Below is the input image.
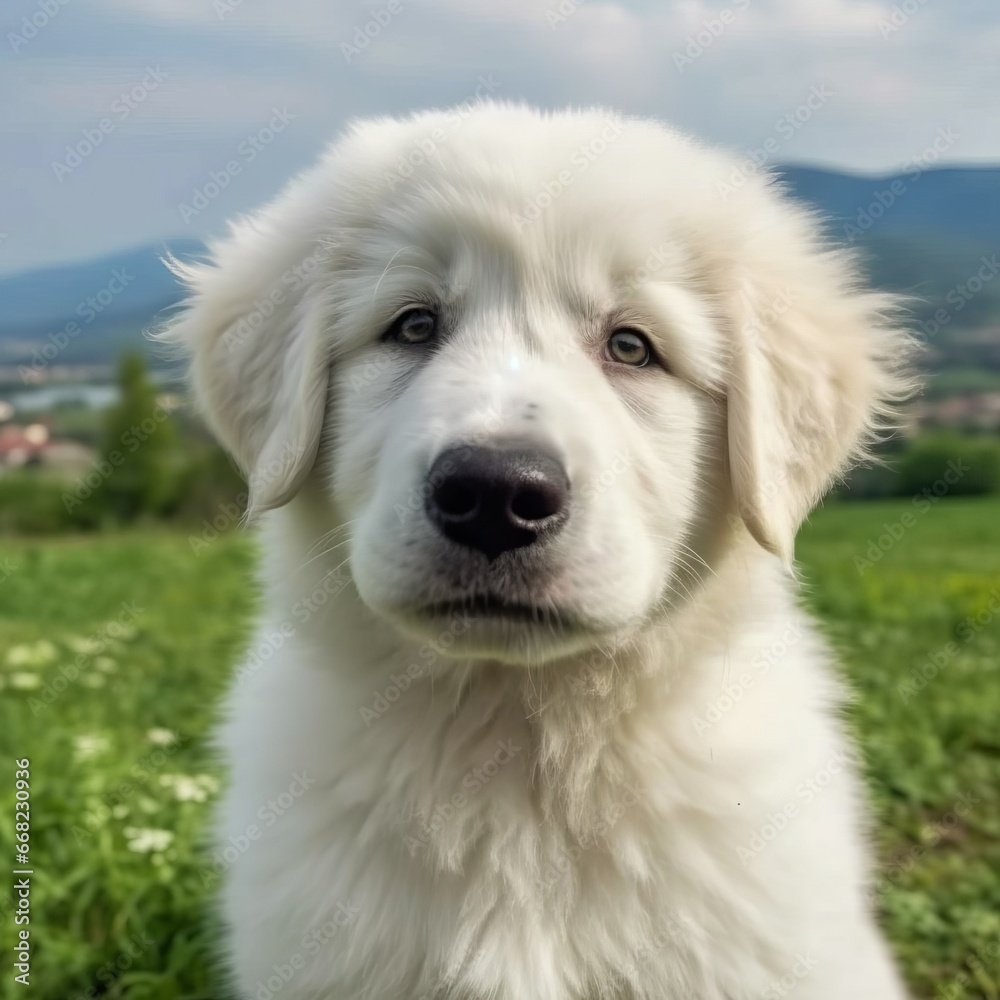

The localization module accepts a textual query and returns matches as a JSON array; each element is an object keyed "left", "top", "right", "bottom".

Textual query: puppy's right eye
[{"left": 385, "top": 308, "right": 437, "bottom": 345}]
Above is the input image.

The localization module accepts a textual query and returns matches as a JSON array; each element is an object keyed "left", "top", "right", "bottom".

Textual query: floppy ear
[
  {"left": 723, "top": 205, "right": 913, "bottom": 564},
  {"left": 158, "top": 211, "right": 332, "bottom": 520}
]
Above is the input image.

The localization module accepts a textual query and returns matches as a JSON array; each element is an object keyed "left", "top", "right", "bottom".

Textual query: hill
[{"left": 0, "top": 166, "right": 997, "bottom": 374}]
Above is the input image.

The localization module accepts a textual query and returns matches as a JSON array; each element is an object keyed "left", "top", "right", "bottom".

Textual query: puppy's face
[
  {"left": 172, "top": 106, "right": 907, "bottom": 667},
  {"left": 329, "top": 199, "right": 726, "bottom": 664}
]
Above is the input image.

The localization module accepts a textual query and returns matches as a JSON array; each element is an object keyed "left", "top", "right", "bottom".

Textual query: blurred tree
[{"left": 94, "top": 352, "right": 179, "bottom": 522}]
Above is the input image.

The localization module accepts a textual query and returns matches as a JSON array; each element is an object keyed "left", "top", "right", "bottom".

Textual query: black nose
[{"left": 425, "top": 444, "right": 570, "bottom": 560}]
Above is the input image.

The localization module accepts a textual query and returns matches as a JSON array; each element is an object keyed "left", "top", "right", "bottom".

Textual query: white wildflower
[
  {"left": 9, "top": 673, "right": 41, "bottom": 690},
  {"left": 67, "top": 636, "right": 105, "bottom": 656},
  {"left": 73, "top": 734, "right": 110, "bottom": 760},
  {"left": 195, "top": 774, "right": 220, "bottom": 795},
  {"left": 124, "top": 827, "right": 174, "bottom": 853},
  {"left": 146, "top": 728, "right": 178, "bottom": 746},
  {"left": 159, "top": 773, "right": 219, "bottom": 803},
  {"left": 6, "top": 640, "right": 57, "bottom": 668},
  {"left": 5, "top": 645, "right": 32, "bottom": 667}
]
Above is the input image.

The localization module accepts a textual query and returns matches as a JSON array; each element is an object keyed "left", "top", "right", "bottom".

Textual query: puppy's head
[{"left": 164, "top": 104, "right": 910, "bottom": 665}]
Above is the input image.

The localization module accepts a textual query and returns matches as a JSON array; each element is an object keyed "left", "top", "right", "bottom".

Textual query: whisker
[{"left": 370, "top": 246, "right": 418, "bottom": 307}]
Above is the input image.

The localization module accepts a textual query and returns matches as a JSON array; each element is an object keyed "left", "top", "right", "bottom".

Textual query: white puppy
[{"left": 166, "top": 104, "right": 913, "bottom": 999}]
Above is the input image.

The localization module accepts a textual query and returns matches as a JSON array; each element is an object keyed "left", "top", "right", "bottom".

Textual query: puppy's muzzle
[{"left": 425, "top": 443, "right": 570, "bottom": 561}]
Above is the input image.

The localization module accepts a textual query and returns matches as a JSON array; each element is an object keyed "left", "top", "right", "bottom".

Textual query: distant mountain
[
  {"left": 776, "top": 165, "right": 1000, "bottom": 245},
  {"left": 0, "top": 165, "right": 997, "bottom": 373},
  {"left": 0, "top": 239, "right": 205, "bottom": 370},
  {"left": 776, "top": 166, "right": 1000, "bottom": 359}
]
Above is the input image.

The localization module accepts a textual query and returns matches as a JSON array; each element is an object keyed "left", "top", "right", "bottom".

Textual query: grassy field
[{"left": 1, "top": 498, "right": 999, "bottom": 999}]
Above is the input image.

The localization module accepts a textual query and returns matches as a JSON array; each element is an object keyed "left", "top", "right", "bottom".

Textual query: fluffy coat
[{"left": 164, "top": 103, "right": 912, "bottom": 999}]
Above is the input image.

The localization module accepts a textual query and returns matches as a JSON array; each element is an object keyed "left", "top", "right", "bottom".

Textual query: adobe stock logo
[{"left": 177, "top": 108, "right": 296, "bottom": 224}]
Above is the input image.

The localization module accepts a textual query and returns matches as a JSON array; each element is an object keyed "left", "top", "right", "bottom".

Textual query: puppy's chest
[
  {"left": 373, "top": 695, "right": 779, "bottom": 999},
  {"left": 391, "top": 684, "right": 647, "bottom": 878},
  {"left": 241, "top": 660, "right": 798, "bottom": 998},
  {"left": 399, "top": 716, "right": 646, "bottom": 891}
]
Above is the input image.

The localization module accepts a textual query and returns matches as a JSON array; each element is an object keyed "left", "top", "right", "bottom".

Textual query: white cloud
[{"left": 0, "top": 0, "right": 996, "bottom": 271}]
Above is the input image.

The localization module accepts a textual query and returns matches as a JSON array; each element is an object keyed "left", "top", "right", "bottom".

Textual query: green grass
[
  {"left": 798, "top": 498, "right": 1000, "bottom": 996},
  {"left": 1, "top": 499, "right": 999, "bottom": 998},
  {"left": 0, "top": 533, "right": 256, "bottom": 1000}
]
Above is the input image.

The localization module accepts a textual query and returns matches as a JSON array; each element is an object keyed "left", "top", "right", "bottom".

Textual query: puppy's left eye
[
  {"left": 606, "top": 329, "right": 651, "bottom": 367},
  {"left": 386, "top": 308, "right": 438, "bottom": 345}
]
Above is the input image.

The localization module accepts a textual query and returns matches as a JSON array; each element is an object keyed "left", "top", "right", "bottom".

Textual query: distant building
[
  {"left": 0, "top": 421, "right": 94, "bottom": 473},
  {"left": 0, "top": 422, "right": 49, "bottom": 467},
  {"left": 915, "top": 392, "right": 1000, "bottom": 430}
]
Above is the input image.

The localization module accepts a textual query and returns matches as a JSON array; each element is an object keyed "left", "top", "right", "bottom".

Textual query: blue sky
[{"left": 1, "top": 0, "right": 997, "bottom": 274}]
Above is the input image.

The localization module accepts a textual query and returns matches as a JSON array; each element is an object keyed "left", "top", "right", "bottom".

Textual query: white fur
[{"left": 164, "top": 104, "right": 913, "bottom": 999}]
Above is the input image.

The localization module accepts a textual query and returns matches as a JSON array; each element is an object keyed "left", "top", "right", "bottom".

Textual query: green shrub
[
  {"left": 0, "top": 473, "right": 100, "bottom": 534},
  {"left": 896, "top": 435, "right": 1000, "bottom": 498},
  {"left": 840, "top": 434, "right": 1000, "bottom": 500}
]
